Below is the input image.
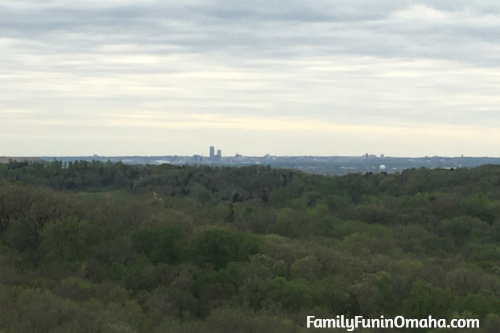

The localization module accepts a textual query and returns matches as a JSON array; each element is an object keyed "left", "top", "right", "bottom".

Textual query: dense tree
[
  {"left": 132, "top": 227, "right": 187, "bottom": 265},
  {"left": 0, "top": 161, "right": 499, "bottom": 332},
  {"left": 192, "top": 228, "right": 262, "bottom": 270}
]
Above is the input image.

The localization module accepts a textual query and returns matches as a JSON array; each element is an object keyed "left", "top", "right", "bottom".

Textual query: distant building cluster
[
  {"left": 40, "top": 152, "right": 500, "bottom": 176},
  {"left": 364, "top": 153, "right": 385, "bottom": 159},
  {"left": 209, "top": 146, "right": 222, "bottom": 161}
]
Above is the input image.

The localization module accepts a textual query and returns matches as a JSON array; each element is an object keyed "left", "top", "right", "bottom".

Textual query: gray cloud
[{"left": 1, "top": 0, "right": 500, "bottom": 156}]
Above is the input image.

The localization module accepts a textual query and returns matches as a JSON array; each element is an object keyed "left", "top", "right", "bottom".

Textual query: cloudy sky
[{"left": 1, "top": 0, "right": 499, "bottom": 157}]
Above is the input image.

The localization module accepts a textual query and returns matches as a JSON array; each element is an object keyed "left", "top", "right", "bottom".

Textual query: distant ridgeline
[
  {"left": 33, "top": 154, "right": 500, "bottom": 175},
  {"left": 0, "top": 160, "right": 499, "bottom": 332},
  {"left": 0, "top": 156, "right": 42, "bottom": 164}
]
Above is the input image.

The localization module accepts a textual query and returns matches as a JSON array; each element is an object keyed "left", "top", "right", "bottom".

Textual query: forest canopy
[{"left": 0, "top": 160, "right": 499, "bottom": 332}]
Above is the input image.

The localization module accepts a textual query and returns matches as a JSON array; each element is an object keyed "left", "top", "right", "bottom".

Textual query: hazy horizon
[
  {"left": 2, "top": 0, "right": 500, "bottom": 157},
  {"left": 3, "top": 152, "right": 499, "bottom": 159}
]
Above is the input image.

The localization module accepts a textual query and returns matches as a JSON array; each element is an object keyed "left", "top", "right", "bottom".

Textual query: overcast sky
[{"left": 1, "top": 0, "right": 499, "bottom": 157}]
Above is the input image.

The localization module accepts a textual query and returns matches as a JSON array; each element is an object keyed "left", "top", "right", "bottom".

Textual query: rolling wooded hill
[{"left": 0, "top": 160, "right": 499, "bottom": 332}]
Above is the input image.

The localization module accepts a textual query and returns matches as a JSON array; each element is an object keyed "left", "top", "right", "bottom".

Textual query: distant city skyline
[
  {"left": 19, "top": 150, "right": 493, "bottom": 159},
  {"left": 31, "top": 153, "right": 500, "bottom": 176},
  {"left": 1, "top": 1, "right": 500, "bottom": 157}
]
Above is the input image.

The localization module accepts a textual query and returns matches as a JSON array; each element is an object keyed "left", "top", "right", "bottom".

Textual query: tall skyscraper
[
  {"left": 210, "top": 146, "right": 215, "bottom": 159},
  {"left": 216, "top": 149, "right": 222, "bottom": 160}
]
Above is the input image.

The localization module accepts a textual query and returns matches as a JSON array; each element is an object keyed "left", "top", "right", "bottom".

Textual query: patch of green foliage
[{"left": 0, "top": 161, "right": 499, "bottom": 332}]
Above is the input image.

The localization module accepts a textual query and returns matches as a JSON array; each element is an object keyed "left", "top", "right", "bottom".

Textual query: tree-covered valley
[{"left": 0, "top": 160, "right": 500, "bottom": 332}]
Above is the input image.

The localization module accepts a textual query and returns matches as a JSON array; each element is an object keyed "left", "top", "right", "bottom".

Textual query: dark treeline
[{"left": 0, "top": 160, "right": 500, "bottom": 332}]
